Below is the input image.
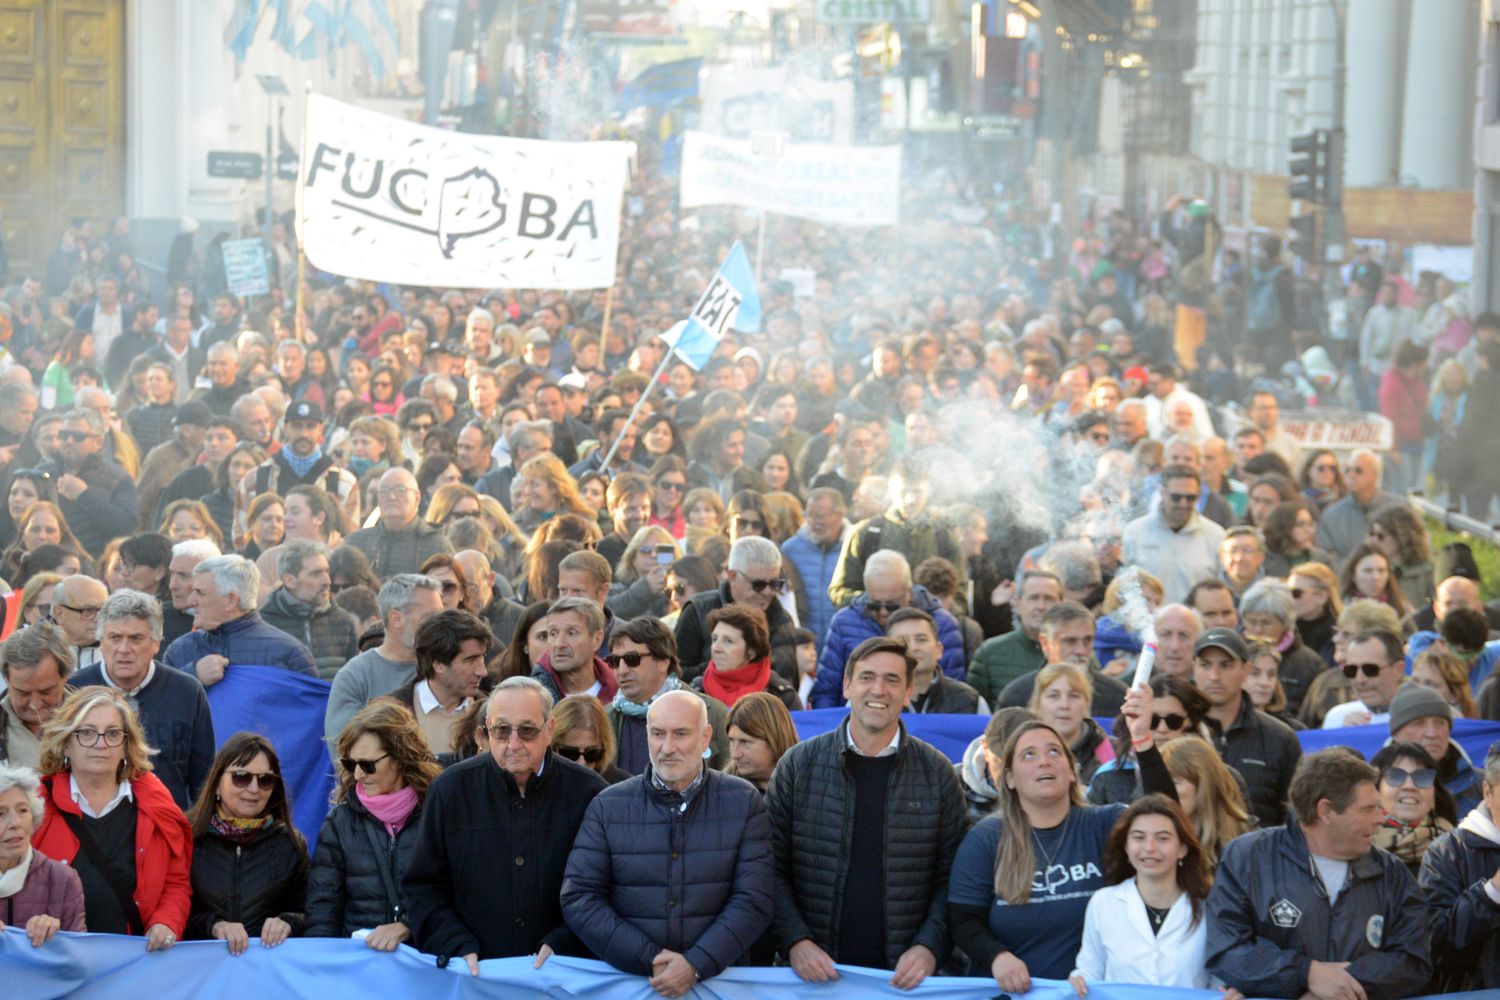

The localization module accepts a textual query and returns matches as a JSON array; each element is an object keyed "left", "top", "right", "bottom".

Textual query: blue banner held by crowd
[{"left": 205, "top": 665, "right": 334, "bottom": 848}]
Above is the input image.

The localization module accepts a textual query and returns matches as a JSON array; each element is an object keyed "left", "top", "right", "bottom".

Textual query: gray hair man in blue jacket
[{"left": 562, "top": 690, "right": 771, "bottom": 997}]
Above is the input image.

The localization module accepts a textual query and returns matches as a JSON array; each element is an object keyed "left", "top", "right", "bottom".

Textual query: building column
[
  {"left": 1343, "top": 0, "right": 1401, "bottom": 187},
  {"left": 1399, "top": 0, "right": 1472, "bottom": 188}
]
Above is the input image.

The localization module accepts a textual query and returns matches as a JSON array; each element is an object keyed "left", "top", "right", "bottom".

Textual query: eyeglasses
[
  {"left": 604, "top": 651, "right": 648, "bottom": 669},
  {"left": 1151, "top": 713, "right": 1188, "bottom": 730},
  {"left": 372, "top": 379, "right": 393, "bottom": 389},
  {"left": 867, "top": 600, "right": 903, "bottom": 615},
  {"left": 1382, "top": 766, "right": 1436, "bottom": 789},
  {"left": 656, "top": 480, "right": 686, "bottom": 493},
  {"left": 73, "top": 727, "right": 126, "bottom": 748},
  {"left": 29, "top": 602, "right": 50, "bottom": 617},
  {"left": 1343, "top": 662, "right": 1386, "bottom": 679},
  {"left": 1313, "top": 463, "right": 1338, "bottom": 473},
  {"left": 58, "top": 430, "right": 98, "bottom": 442},
  {"left": 1166, "top": 492, "right": 1198, "bottom": 504},
  {"left": 1087, "top": 431, "right": 1111, "bottom": 444},
  {"left": 742, "top": 576, "right": 787, "bottom": 594},
  {"left": 406, "top": 421, "right": 434, "bottom": 432},
  {"left": 554, "top": 744, "right": 606, "bottom": 764},
  {"left": 735, "top": 516, "right": 765, "bottom": 532},
  {"left": 482, "top": 723, "right": 545, "bottom": 743},
  {"left": 60, "top": 604, "right": 103, "bottom": 617},
  {"left": 229, "top": 770, "right": 280, "bottom": 791},
  {"left": 640, "top": 544, "right": 673, "bottom": 556},
  {"left": 339, "top": 753, "right": 390, "bottom": 775}
]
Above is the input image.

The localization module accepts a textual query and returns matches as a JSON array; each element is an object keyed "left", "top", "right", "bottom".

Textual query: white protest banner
[
  {"left": 222, "top": 239, "right": 271, "bottom": 297},
  {"left": 679, "top": 130, "right": 900, "bottom": 227},
  {"left": 1275, "top": 409, "right": 1393, "bottom": 452},
  {"left": 699, "top": 65, "right": 853, "bottom": 145},
  {"left": 297, "top": 94, "right": 632, "bottom": 289}
]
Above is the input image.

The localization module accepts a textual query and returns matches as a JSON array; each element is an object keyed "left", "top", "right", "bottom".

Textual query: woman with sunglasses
[
  {"left": 184, "top": 733, "right": 307, "bottom": 954},
  {"left": 306, "top": 701, "right": 440, "bottom": 950},
  {"left": 365, "top": 364, "right": 404, "bottom": 417},
  {"left": 647, "top": 455, "right": 689, "bottom": 540},
  {"left": 1089, "top": 675, "right": 1212, "bottom": 806},
  {"left": 608, "top": 525, "right": 679, "bottom": 620},
  {"left": 550, "top": 695, "right": 629, "bottom": 785},
  {"left": 694, "top": 603, "right": 802, "bottom": 711},
  {"left": 419, "top": 553, "right": 472, "bottom": 612},
  {"left": 662, "top": 555, "right": 719, "bottom": 629},
  {"left": 1289, "top": 561, "right": 1343, "bottom": 666},
  {"left": 31, "top": 687, "right": 192, "bottom": 950},
  {"left": 1371, "top": 741, "right": 1457, "bottom": 877},
  {"left": 1300, "top": 449, "right": 1347, "bottom": 509}
]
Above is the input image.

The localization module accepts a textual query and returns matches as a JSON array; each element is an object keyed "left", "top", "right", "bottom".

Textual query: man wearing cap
[
  {"left": 523, "top": 328, "right": 561, "bottom": 377},
  {"left": 136, "top": 400, "right": 211, "bottom": 529},
  {"left": 1388, "top": 683, "right": 1480, "bottom": 816},
  {"left": 235, "top": 400, "right": 358, "bottom": 546},
  {"left": 1193, "top": 626, "right": 1301, "bottom": 826},
  {"left": 124, "top": 362, "right": 181, "bottom": 454}
]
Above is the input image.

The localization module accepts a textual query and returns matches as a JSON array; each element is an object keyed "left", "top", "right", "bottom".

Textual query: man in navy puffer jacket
[
  {"left": 562, "top": 691, "right": 772, "bottom": 994},
  {"left": 810, "top": 551, "right": 966, "bottom": 708}
]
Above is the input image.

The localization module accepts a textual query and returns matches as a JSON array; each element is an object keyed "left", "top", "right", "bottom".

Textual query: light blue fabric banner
[
  {"left": 205, "top": 665, "right": 335, "bottom": 847},
  {"left": 1, "top": 931, "right": 1485, "bottom": 999}
]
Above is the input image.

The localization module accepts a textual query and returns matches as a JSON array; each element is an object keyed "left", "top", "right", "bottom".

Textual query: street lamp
[{"left": 256, "top": 74, "right": 290, "bottom": 229}]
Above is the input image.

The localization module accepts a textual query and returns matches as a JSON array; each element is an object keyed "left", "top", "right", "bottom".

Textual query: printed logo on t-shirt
[
  {"left": 1366, "top": 914, "right": 1383, "bottom": 948},
  {"left": 1270, "top": 898, "right": 1302, "bottom": 928},
  {"left": 1031, "top": 862, "right": 1103, "bottom": 898}
]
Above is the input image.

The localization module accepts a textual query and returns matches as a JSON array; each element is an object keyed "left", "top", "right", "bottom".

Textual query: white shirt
[
  {"left": 1122, "top": 508, "right": 1226, "bottom": 605},
  {"left": 845, "top": 722, "right": 900, "bottom": 758},
  {"left": 415, "top": 679, "right": 470, "bottom": 716},
  {"left": 69, "top": 772, "right": 133, "bottom": 819},
  {"left": 1144, "top": 386, "right": 1215, "bottom": 442},
  {"left": 1070, "top": 879, "right": 1213, "bottom": 989},
  {"left": 1321, "top": 699, "right": 1391, "bottom": 729},
  {"left": 100, "top": 661, "right": 156, "bottom": 697},
  {"left": 91, "top": 304, "right": 124, "bottom": 362}
]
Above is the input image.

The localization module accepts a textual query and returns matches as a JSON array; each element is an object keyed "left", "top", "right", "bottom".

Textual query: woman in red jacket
[
  {"left": 1377, "top": 339, "right": 1430, "bottom": 496},
  {"left": 31, "top": 686, "right": 192, "bottom": 949}
]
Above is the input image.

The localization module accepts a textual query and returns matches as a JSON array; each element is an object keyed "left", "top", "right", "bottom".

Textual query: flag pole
[{"left": 596, "top": 344, "right": 674, "bottom": 475}]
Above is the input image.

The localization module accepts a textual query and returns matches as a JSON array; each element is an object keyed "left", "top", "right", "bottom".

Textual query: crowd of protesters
[{"left": 0, "top": 168, "right": 1498, "bottom": 998}]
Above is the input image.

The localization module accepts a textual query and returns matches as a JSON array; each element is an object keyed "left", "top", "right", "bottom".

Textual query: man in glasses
[
  {"left": 1123, "top": 463, "right": 1226, "bottom": 604},
  {"left": 404, "top": 676, "right": 607, "bottom": 974},
  {"left": 604, "top": 617, "right": 728, "bottom": 776},
  {"left": 1207, "top": 749, "right": 1432, "bottom": 999},
  {"left": 49, "top": 575, "right": 109, "bottom": 671},
  {"left": 562, "top": 689, "right": 772, "bottom": 992},
  {"left": 0, "top": 621, "right": 74, "bottom": 769},
  {"left": 1420, "top": 739, "right": 1500, "bottom": 990},
  {"left": 384, "top": 610, "right": 492, "bottom": 755},
  {"left": 260, "top": 539, "right": 360, "bottom": 679},
  {"left": 235, "top": 400, "right": 360, "bottom": 546},
  {"left": 811, "top": 550, "right": 967, "bottom": 709},
  {"left": 44, "top": 408, "right": 137, "bottom": 557},
  {"left": 1192, "top": 626, "right": 1302, "bottom": 827},
  {"left": 1315, "top": 449, "right": 1403, "bottom": 561},
  {"left": 674, "top": 537, "right": 800, "bottom": 679},
  {"left": 1323, "top": 629, "right": 1407, "bottom": 729},
  {"left": 71, "top": 590, "right": 213, "bottom": 810},
  {"left": 346, "top": 467, "right": 454, "bottom": 577}
]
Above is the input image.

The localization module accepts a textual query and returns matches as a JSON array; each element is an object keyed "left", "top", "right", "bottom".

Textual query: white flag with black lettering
[{"left": 296, "top": 95, "right": 633, "bottom": 289}]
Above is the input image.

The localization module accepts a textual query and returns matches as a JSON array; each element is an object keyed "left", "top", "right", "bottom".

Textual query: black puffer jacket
[
  {"left": 1219, "top": 695, "right": 1302, "bottom": 828},
  {"left": 185, "top": 823, "right": 309, "bottom": 940},
  {"left": 766, "top": 720, "right": 967, "bottom": 966},
  {"left": 259, "top": 586, "right": 361, "bottom": 680},
  {"left": 305, "top": 792, "right": 422, "bottom": 937},
  {"left": 1419, "top": 809, "right": 1500, "bottom": 990}
]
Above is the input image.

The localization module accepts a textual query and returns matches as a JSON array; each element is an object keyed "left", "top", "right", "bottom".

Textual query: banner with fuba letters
[
  {"left": 679, "top": 130, "right": 901, "bottom": 227},
  {"left": 297, "top": 94, "right": 633, "bottom": 289}
]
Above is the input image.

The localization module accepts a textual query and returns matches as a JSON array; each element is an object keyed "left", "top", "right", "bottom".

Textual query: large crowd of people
[{"left": 0, "top": 169, "right": 1497, "bottom": 997}]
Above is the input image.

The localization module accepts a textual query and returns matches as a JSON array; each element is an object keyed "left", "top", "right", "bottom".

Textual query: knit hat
[{"left": 1387, "top": 683, "right": 1452, "bottom": 737}]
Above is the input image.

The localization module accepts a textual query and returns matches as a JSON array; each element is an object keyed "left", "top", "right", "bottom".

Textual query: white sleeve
[{"left": 1069, "top": 890, "right": 1109, "bottom": 982}]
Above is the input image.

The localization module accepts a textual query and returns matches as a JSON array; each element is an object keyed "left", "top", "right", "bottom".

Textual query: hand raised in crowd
[
  {"left": 532, "top": 944, "right": 554, "bottom": 968},
  {"left": 259, "top": 916, "right": 292, "bottom": 948},
  {"left": 212, "top": 919, "right": 250, "bottom": 955},
  {"left": 888, "top": 944, "right": 936, "bottom": 990},
  {"left": 990, "top": 579, "right": 1015, "bottom": 606},
  {"left": 1121, "top": 683, "right": 1156, "bottom": 748},
  {"left": 363, "top": 921, "right": 410, "bottom": 951},
  {"left": 991, "top": 950, "right": 1031, "bottom": 994},
  {"left": 648, "top": 949, "right": 697, "bottom": 998},
  {"left": 145, "top": 922, "right": 177, "bottom": 952},
  {"left": 1, "top": 914, "right": 62, "bottom": 947},
  {"left": 1305, "top": 960, "right": 1367, "bottom": 1000},
  {"left": 643, "top": 563, "right": 669, "bottom": 594},
  {"left": 195, "top": 654, "right": 229, "bottom": 687},
  {"left": 1101, "top": 656, "right": 1129, "bottom": 678},
  {"left": 788, "top": 938, "right": 838, "bottom": 981}
]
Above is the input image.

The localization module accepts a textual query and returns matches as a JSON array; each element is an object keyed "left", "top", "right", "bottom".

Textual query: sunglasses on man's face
[
  {"left": 1343, "top": 662, "right": 1385, "bottom": 679},
  {"left": 867, "top": 600, "right": 903, "bottom": 615},
  {"left": 742, "top": 576, "right": 787, "bottom": 594},
  {"left": 605, "top": 651, "right": 649, "bottom": 669}
]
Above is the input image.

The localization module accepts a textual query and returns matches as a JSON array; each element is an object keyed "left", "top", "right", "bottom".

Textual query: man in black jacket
[
  {"left": 561, "top": 691, "right": 771, "bottom": 993},
  {"left": 402, "top": 676, "right": 606, "bottom": 973},
  {"left": 1206, "top": 749, "right": 1432, "bottom": 999},
  {"left": 345, "top": 467, "right": 453, "bottom": 576},
  {"left": 1420, "top": 744, "right": 1500, "bottom": 990},
  {"left": 767, "top": 636, "right": 966, "bottom": 989},
  {"left": 888, "top": 609, "right": 984, "bottom": 714},
  {"left": 259, "top": 539, "right": 360, "bottom": 679},
  {"left": 1193, "top": 627, "right": 1302, "bottom": 827},
  {"left": 46, "top": 407, "right": 137, "bottom": 557}
]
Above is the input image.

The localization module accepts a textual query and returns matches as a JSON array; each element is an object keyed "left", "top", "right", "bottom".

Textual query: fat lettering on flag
[{"left": 691, "top": 275, "right": 743, "bottom": 339}]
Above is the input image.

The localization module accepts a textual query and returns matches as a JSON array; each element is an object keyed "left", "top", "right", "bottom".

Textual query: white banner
[
  {"left": 699, "top": 66, "right": 853, "bottom": 145},
  {"left": 679, "top": 130, "right": 901, "bottom": 227},
  {"left": 296, "top": 95, "right": 632, "bottom": 289}
]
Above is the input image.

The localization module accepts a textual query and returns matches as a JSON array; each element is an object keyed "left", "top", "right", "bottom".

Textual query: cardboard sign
[{"left": 222, "top": 238, "right": 272, "bottom": 298}]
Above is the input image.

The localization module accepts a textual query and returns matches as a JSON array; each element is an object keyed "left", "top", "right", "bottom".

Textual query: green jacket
[
  {"left": 967, "top": 628, "right": 1046, "bottom": 705},
  {"left": 828, "top": 508, "right": 966, "bottom": 608}
]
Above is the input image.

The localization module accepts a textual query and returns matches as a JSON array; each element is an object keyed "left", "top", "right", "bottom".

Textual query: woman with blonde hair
[
  {"left": 515, "top": 453, "right": 595, "bottom": 532},
  {"left": 1, "top": 502, "right": 88, "bottom": 583},
  {"left": 1289, "top": 560, "right": 1342, "bottom": 665},
  {"left": 1029, "top": 663, "right": 1113, "bottom": 783},
  {"left": 723, "top": 691, "right": 798, "bottom": 793},
  {"left": 31, "top": 686, "right": 192, "bottom": 948},
  {"left": 761, "top": 492, "right": 805, "bottom": 544},
  {"left": 17, "top": 572, "right": 62, "bottom": 627},
  {"left": 609, "top": 525, "right": 679, "bottom": 619},
  {"left": 347, "top": 415, "right": 402, "bottom": 484},
  {"left": 306, "top": 701, "right": 440, "bottom": 950},
  {"left": 1411, "top": 648, "right": 1478, "bottom": 718},
  {"left": 550, "top": 694, "right": 628, "bottom": 784},
  {"left": 1160, "top": 735, "right": 1253, "bottom": 866},
  {"left": 159, "top": 499, "right": 226, "bottom": 548},
  {"left": 474, "top": 494, "right": 529, "bottom": 580},
  {"left": 1093, "top": 569, "right": 1164, "bottom": 678}
]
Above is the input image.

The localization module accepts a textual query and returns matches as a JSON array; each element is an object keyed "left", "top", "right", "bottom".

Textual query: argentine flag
[{"left": 659, "top": 241, "right": 761, "bottom": 371}]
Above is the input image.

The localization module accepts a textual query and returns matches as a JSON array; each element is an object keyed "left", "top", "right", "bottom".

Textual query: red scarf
[{"left": 702, "top": 656, "right": 772, "bottom": 707}]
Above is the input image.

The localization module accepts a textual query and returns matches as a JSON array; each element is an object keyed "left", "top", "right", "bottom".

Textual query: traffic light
[
  {"left": 1290, "top": 213, "right": 1318, "bottom": 262},
  {"left": 1289, "top": 130, "right": 1325, "bottom": 202},
  {"left": 1322, "top": 127, "right": 1343, "bottom": 207}
]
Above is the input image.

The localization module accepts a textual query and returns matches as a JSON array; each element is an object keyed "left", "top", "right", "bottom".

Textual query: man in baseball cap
[{"left": 235, "top": 397, "right": 360, "bottom": 545}]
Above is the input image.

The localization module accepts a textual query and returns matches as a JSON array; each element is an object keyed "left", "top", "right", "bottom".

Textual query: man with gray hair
[
  {"left": 404, "top": 675, "right": 607, "bottom": 972},
  {"left": 0, "top": 622, "right": 74, "bottom": 768},
  {"left": 420, "top": 373, "right": 462, "bottom": 433},
  {"left": 477, "top": 419, "right": 554, "bottom": 509},
  {"left": 72, "top": 590, "right": 214, "bottom": 808},
  {"left": 810, "top": 549, "right": 968, "bottom": 708},
  {"left": 42, "top": 406, "right": 136, "bottom": 556},
  {"left": 1316, "top": 448, "right": 1403, "bottom": 560},
  {"left": 1421, "top": 742, "right": 1500, "bottom": 989},
  {"left": 673, "top": 536, "right": 799, "bottom": 679},
  {"left": 324, "top": 573, "right": 444, "bottom": 757},
  {"left": 166, "top": 537, "right": 221, "bottom": 643},
  {"left": 163, "top": 554, "right": 316, "bottom": 687},
  {"left": 260, "top": 538, "right": 360, "bottom": 678},
  {"left": 190, "top": 340, "right": 247, "bottom": 417}
]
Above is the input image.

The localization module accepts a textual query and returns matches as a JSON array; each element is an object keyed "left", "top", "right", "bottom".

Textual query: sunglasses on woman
[
  {"left": 229, "top": 770, "right": 279, "bottom": 791},
  {"left": 1151, "top": 713, "right": 1187, "bottom": 730},
  {"left": 554, "top": 744, "right": 606, "bottom": 764},
  {"left": 1382, "top": 766, "right": 1436, "bottom": 789},
  {"left": 340, "top": 753, "right": 390, "bottom": 774}
]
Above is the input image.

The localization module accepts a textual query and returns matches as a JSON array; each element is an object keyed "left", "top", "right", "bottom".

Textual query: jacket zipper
[{"left": 233, "top": 844, "right": 242, "bottom": 922}]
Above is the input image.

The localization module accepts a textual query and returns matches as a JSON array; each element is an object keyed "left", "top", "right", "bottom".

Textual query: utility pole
[{"left": 1323, "top": 0, "right": 1346, "bottom": 303}]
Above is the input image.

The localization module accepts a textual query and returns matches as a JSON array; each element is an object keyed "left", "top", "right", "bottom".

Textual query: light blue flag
[
  {"left": 658, "top": 241, "right": 761, "bottom": 371},
  {"left": 224, "top": 0, "right": 263, "bottom": 60}
]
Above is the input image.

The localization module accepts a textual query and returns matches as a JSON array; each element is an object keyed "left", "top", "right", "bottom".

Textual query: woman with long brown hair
[
  {"left": 184, "top": 733, "right": 308, "bottom": 954},
  {"left": 948, "top": 686, "right": 1173, "bottom": 994},
  {"left": 1160, "top": 736, "right": 1254, "bottom": 866},
  {"left": 723, "top": 691, "right": 798, "bottom": 794},
  {"left": 305, "top": 702, "right": 440, "bottom": 951}
]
